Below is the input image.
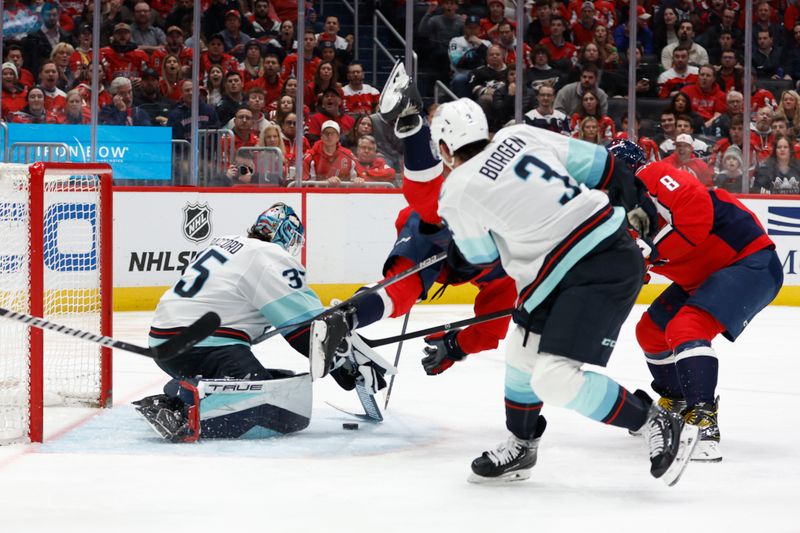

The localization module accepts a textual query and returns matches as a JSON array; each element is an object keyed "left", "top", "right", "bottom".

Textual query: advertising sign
[{"left": 7, "top": 124, "right": 172, "bottom": 181}]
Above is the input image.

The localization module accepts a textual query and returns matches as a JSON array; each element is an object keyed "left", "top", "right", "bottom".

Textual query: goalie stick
[
  {"left": 326, "top": 383, "right": 384, "bottom": 423},
  {"left": 252, "top": 251, "right": 447, "bottom": 345},
  {"left": 0, "top": 307, "right": 221, "bottom": 361},
  {"left": 361, "top": 308, "right": 514, "bottom": 348}
]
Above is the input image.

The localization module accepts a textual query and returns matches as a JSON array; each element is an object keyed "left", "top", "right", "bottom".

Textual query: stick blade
[{"left": 152, "top": 312, "right": 221, "bottom": 361}]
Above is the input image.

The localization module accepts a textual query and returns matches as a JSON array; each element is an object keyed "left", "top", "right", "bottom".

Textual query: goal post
[{"left": 0, "top": 162, "right": 113, "bottom": 444}]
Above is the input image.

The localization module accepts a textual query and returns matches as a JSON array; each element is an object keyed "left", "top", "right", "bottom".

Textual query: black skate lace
[{"left": 486, "top": 436, "right": 524, "bottom": 466}]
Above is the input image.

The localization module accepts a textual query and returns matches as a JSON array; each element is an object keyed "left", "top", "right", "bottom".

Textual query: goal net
[{"left": 0, "top": 162, "right": 113, "bottom": 444}]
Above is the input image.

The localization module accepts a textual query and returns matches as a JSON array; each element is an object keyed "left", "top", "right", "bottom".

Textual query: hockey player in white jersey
[
  {"left": 430, "top": 98, "right": 699, "bottom": 486},
  {"left": 134, "top": 203, "right": 391, "bottom": 442}
]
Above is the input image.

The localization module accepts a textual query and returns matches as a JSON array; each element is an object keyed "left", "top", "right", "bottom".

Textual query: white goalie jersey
[
  {"left": 438, "top": 124, "right": 625, "bottom": 313},
  {"left": 150, "top": 235, "right": 324, "bottom": 347}
]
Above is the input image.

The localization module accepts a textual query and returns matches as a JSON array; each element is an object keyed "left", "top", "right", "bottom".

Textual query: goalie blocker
[{"left": 134, "top": 374, "right": 312, "bottom": 442}]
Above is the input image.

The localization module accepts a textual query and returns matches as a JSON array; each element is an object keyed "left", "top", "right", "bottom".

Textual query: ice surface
[{"left": 0, "top": 305, "right": 798, "bottom": 533}]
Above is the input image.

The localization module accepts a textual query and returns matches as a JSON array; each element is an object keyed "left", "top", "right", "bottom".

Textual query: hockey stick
[
  {"left": 0, "top": 307, "right": 221, "bottom": 361},
  {"left": 361, "top": 308, "right": 514, "bottom": 348},
  {"left": 383, "top": 311, "right": 410, "bottom": 410},
  {"left": 252, "top": 251, "right": 447, "bottom": 344}
]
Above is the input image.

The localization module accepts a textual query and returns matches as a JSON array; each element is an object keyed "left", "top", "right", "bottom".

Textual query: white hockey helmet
[{"left": 430, "top": 98, "right": 489, "bottom": 164}]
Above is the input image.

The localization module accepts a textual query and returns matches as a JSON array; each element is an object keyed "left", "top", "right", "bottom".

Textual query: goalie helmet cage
[{"left": 0, "top": 162, "right": 113, "bottom": 444}]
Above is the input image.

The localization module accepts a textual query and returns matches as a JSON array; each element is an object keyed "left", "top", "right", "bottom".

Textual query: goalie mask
[{"left": 249, "top": 203, "right": 305, "bottom": 257}]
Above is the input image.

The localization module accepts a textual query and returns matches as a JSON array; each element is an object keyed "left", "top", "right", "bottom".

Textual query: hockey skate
[
  {"left": 377, "top": 60, "right": 423, "bottom": 138},
  {"left": 468, "top": 418, "right": 547, "bottom": 484},
  {"left": 684, "top": 399, "right": 722, "bottom": 462},
  {"left": 134, "top": 396, "right": 196, "bottom": 443},
  {"left": 629, "top": 390, "right": 687, "bottom": 437},
  {"left": 642, "top": 403, "right": 699, "bottom": 486}
]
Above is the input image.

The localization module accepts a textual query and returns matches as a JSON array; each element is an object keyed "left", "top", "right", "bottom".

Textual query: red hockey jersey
[{"left": 636, "top": 161, "right": 774, "bottom": 291}]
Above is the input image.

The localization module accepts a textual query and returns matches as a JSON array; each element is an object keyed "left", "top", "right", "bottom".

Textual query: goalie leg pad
[{"left": 192, "top": 374, "right": 313, "bottom": 438}]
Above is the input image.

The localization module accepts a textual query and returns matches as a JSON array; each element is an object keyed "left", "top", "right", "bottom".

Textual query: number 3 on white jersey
[{"left": 660, "top": 175, "right": 680, "bottom": 191}]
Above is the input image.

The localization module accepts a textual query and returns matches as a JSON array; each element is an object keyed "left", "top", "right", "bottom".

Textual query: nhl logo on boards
[{"left": 182, "top": 203, "right": 212, "bottom": 243}]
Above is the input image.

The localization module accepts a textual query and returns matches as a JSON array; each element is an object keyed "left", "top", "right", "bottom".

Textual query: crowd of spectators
[
  {"left": 411, "top": 0, "right": 800, "bottom": 194},
  {"left": 1, "top": 0, "right": 392, "bottom": 186},
  {"left": 4, "top": 0, "right": 800, "bottom": 193}
]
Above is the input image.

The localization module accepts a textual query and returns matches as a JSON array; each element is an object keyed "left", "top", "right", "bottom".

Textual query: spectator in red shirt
[
  {"left": 58, "top": 89, "right": 92, "bottom": 124},
  {"left": 342, "top": 62, "right": 379, "bottom": 116},
  {"left": 1, "top": 61, "right": 27, "bottom": 119},
  {"left": 9, "top": 86, "right": 57, "bottom": 124},
  {"left": 539, "top": 15, "right": 577, "bottom": 72},
  {"left": 229, "top": 106, "right": 260, "bottom": 153},
  {"left": 571, "top": 2, "right": 600, "bottom": 47},
  {"left": 158, "top": 55, "right": 183, "bottom": 103},
  {"left": 354, "top": 135, "right": 396, "bottom": 183},
  {"left": 245, "top": 52, "right": 282, "bottom": 107},
  {"left": 304, "top": 61, "right": 341, "bottom": 112},
  {"left": 151, "top": 26, "right": 194, "bottom": 72},
  {"left": 100, "top": 23, "right": 150, "bottom": 88},
  {"left": 480, "top": 0, "right": 516, "bottom": 42},
  {"left": 496, "top": 21, "right": 532, "bottom": 69},
  {"left": 200, "top": 34, "right": 240, "bottom": 78},
  {"left": 281, "top": 29, "right": 320, "bottom": 85},
  {"left": 38, "top": 62, "right": 67, "bottom": 115},
  {"left": 303, "top": 120, "right": 357, "bottom": 184},
  {"left": 5, "top": 45, "right": 35, "bottom": 89},
  {"left": 679, "top": 64, "right": 727, "bottom": 132},
  {"left": 569, "top": 89, "right": 615, "bottom": 140},
  {"left": 307, "top": 87, "right": 355, "bottom": 143},
  {"left": 663, "top": 133, "right": 714, "bottom": 187},
  {"left": 280, "top": 112, "right": 310, "bottom": 169}
]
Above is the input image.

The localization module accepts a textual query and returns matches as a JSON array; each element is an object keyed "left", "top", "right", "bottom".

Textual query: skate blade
[
  {"left": 691, "top": 440, "right": 722, "bottom": 462},
  {"left": 661, "top": 424, "right": 700, "bottom": 486},
  {"left": 467, "top": 469, "right": 532, "bottom": 484}
]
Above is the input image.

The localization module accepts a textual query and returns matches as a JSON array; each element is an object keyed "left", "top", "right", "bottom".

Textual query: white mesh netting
[{"left": 0, "top": 164, "right": 106, "bottom": 443}]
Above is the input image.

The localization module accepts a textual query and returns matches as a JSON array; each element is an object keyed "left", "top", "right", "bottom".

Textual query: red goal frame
[{"left": 26, "top": 162, "right": 114, "bottom": 442}]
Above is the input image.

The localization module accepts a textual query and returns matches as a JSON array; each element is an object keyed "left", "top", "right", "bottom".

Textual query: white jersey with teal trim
[
  {"left": 150, "top": 235, "right": 324, "bottom": 348},
  {"left": 438, "top": 124, "right": 625, "bottom": 313}
]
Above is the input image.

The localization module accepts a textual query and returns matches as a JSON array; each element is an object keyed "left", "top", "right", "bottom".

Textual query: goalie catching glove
[{"left": 421, "top": 329, "right": 467, "bottom": 375}]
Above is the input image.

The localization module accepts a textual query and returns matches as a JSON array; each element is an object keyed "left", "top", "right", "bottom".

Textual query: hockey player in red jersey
[
  {"left": 608, "top": 139, "right": 784, "bottom": 462},
  {"left": 337, "top": 62, "right": 517, "bottom": 382}
]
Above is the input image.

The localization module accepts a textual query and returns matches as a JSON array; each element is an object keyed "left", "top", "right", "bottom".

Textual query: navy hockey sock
[
  {"left": 674, "top": 341, "right": 718, "bottom": 406},
  {"left": 505, "top": 398, "right": 543, "bottom": 440},
  {"left": 645, "top": 350, "right": 685, "bottom": 399},
  {"left": 403, "top": 125, "right": 439, "bottom": 171},
  {"left": 600, "top": 386, "right": 650, "bottom": 431},
  {"left": 353, "top": 291, "right": 385, "bottom": 329}
]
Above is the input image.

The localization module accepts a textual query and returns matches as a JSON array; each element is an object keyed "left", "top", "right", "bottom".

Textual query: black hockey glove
[{"left": 421, "top": 329, "right": 467, "bottom": 375}]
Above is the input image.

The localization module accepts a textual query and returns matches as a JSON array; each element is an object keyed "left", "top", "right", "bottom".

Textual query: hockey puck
[{"left": 342, "top": 422, "right": 359, "bottom": 430}]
